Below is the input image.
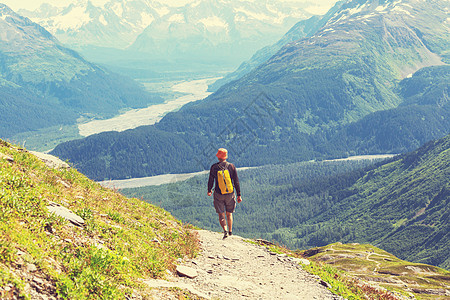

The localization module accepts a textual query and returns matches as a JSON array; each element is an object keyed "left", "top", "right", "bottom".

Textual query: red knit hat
[{"left": 216, "top": 148, "right": 228, "bottom": 160}]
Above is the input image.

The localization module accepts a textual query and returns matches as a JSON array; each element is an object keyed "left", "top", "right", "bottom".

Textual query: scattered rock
[
  {"left": 293, "top": 257, "right": 311, "bottom": 265},
  {"left": 57, "top": 180, "right": 71, "bottom": 189},
  {"left": 30, "top": 282, "right": 43, "bottom": 292},
  {"left": 26, "top": 263, "right": 38, "bottom": 272},
  {"left": 303, "top": 248, "right": 324, "bottom": 257},
  {"left": 44, "top": 223, "right": 54, "bottom": 234},
  {"left": 319, "top": 279, "right": 331, "bottom": 289},
  {"left": 256, "top": 238, "right": 275, "bottom": 246},
  {"left": 15, "top": 256, "right": 24, "bottom": 267},
  {"left": 29, "top": 151, "right": 70, "bottom": 169},
  {"left": 94, "top": 243, "right": 108, "bottom": 250},
  {"left": 412, "top": 288, "right": 447, "bottom": 295},
  {"left": 176, "top": 265, "right": 198, "bottom": 279},
  {"left": 47, "top": 202, "right": 84, "bottom": 226},
  {"left": 32, "top": 277, "right": 44, "bottom": 286},
  {"left": 0, "top": 152, "right": 14, "bottom": 162}
]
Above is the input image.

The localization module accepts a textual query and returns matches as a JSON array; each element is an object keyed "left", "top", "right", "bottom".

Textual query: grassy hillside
[
  {"left": 299, "top": 243, "right": 450, "bottom": 299},
  {"left": 0, "top": 139, "right": 198, "bottom": 299}
]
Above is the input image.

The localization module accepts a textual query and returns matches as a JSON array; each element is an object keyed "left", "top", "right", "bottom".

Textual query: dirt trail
[{"left": 145, "top": 230, "right": 341, "bottom": 299}]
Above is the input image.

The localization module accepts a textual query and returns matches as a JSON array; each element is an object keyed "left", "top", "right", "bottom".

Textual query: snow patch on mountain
[
  {"left": 47, "top": 6, "right": 93, "bottom": 31},
  {"left": 111, "top": 2, "right": 123, "bottom": 17},
  {"left": 168, "top": 13, "right": 185, "bottom": 23},
  {"left": 99, "top": 14, "right": 108, "bottom": 25},
  {"left": 375, "top": 4, "right": 389, "bottom": 12},
  {"left": 234, "top": 7, "right": 272, "bottom": 22},
  {"left": 152, "top": 6, "right": 170, "bottom": 17},
  {"left": 346, "top": 3, "right": 366, "bottom": 16},
  {"left": 140, "top": 12, "right": 155, "bottom": 28},
  {"left": 392, "top": 6, "right": 411, "bottom": 15},
  {"left": 198, "top": 16, "right": 228, "bottom": 29}
]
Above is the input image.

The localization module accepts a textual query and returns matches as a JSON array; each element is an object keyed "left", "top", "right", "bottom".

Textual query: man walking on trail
[{"left": 208, "top": 148, "right": 242, "bottom": 239}]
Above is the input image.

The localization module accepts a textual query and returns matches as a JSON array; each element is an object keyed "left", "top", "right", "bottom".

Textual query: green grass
[
  {"left": 299, "top": 243, "right": 450, "bottom": 300},
  {"left": 0, "top": 139, "right": 199, "bottom": 299}
]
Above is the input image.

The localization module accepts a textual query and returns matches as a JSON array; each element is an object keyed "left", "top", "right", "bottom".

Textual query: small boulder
[
  {"left": 0, "top": 152, "right": 14, "bottom": 163},
  {"left": 26, "top": 263, "right": 38, "bottom": 272},
  {"left": 47, "top": 202, "right": 84, "bottom": 226},
  {"left": 57, "top": 180, "right": 71, "bottom": 189},
  {"left": 176, "top": 265, "right": 198, "bottom": 279}
]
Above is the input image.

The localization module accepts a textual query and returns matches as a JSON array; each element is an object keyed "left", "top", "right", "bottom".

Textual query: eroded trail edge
[{"left": 146, "top": 230, "right": 340, "bottom": 299}]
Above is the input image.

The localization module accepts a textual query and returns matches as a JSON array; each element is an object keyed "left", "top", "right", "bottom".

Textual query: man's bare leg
[
  {"left": 218, "top": 213, "right": 227, "bottom": 232},
  {"left": 226, "top": 212, "right": 233, "bottom": 235}
]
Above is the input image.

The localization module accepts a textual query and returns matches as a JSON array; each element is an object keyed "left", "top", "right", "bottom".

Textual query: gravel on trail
[{"left": 145, "top": 230, "right": 341, "bottom": 300}]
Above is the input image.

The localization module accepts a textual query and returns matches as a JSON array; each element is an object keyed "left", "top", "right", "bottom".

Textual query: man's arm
[
  {"left": 207, "top": 165, "right": 215, "bottom": 196},
  {"left": 231, "top": 164, "right": 241, "bottom": 197}
]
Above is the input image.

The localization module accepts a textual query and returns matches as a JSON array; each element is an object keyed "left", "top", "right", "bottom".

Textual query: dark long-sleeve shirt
[{"left": 208, "top": 161, "right": 241, "bottom": 196}]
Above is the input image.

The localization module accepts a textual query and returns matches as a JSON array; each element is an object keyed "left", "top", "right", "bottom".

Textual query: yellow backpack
[{"left": 217, "top": 162, "right": 234, "bottom": 194}]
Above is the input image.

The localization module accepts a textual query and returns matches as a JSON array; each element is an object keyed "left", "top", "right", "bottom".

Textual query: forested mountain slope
[
  {"left": 51, "top": 0, "right": 449, "bottom": 180},
  {"left": 124, "top": 134, "right": 450, "bottom": 270},
  {"left": 0, "top": 4, "right": 161, "bottom": 138},
  {"left": 303, "top": 134, "right": 450, "bottom": 269}
]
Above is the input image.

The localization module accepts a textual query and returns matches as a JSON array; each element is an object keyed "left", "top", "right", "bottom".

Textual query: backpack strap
[{"left": 219, "top": 162, "right": 229, "bottom": 171}]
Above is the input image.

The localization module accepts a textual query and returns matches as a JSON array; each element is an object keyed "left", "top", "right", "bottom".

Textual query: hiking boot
[
  {"left": 223, "top": 231, "right": 228, "bottom": 239},
  {"left": 228, "top": 231, "right": 233, "bottom": 237}
]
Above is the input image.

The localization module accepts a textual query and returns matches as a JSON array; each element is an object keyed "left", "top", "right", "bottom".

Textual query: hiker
[{"left": 207, "top": 148, "right": 242, "bottom": 239}]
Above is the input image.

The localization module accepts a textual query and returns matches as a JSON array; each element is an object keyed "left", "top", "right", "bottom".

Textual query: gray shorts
[{"left": 213, "top": 192, "right": 236, "bottom": 214}]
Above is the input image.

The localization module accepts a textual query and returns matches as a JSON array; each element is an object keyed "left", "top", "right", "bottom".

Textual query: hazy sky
[{"left": 2, "top": 0, "right": 338, "bottom": 13}]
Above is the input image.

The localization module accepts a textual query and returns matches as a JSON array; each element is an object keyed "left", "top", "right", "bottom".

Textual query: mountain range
[
  {"left": 209, "top": 0, "right": 345, "bottom": 91},
  {"left": 210, "top": 0, "right": 450, "bottom": 90},
  {"left": 19, "top": 0, "right": 321, "bottom": 72},
  {"left": 0, "top": 4, "right": 161, "bottom": 138},
  {"left": 51, "top": 0, "right": 449, "bottom": 181}
]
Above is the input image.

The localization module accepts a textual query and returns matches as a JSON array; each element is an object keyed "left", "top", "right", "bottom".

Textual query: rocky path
[{"left": 146, "top": 230, "right": 340, "bottom": 299}]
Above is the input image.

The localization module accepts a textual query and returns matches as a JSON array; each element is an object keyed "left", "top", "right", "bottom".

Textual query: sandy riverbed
[
  {"left": 78, "top": 77, "right": 221, "bottom": 137},
  {"left": 99, "top": 155, "right": 395, "bottom": 189}
]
